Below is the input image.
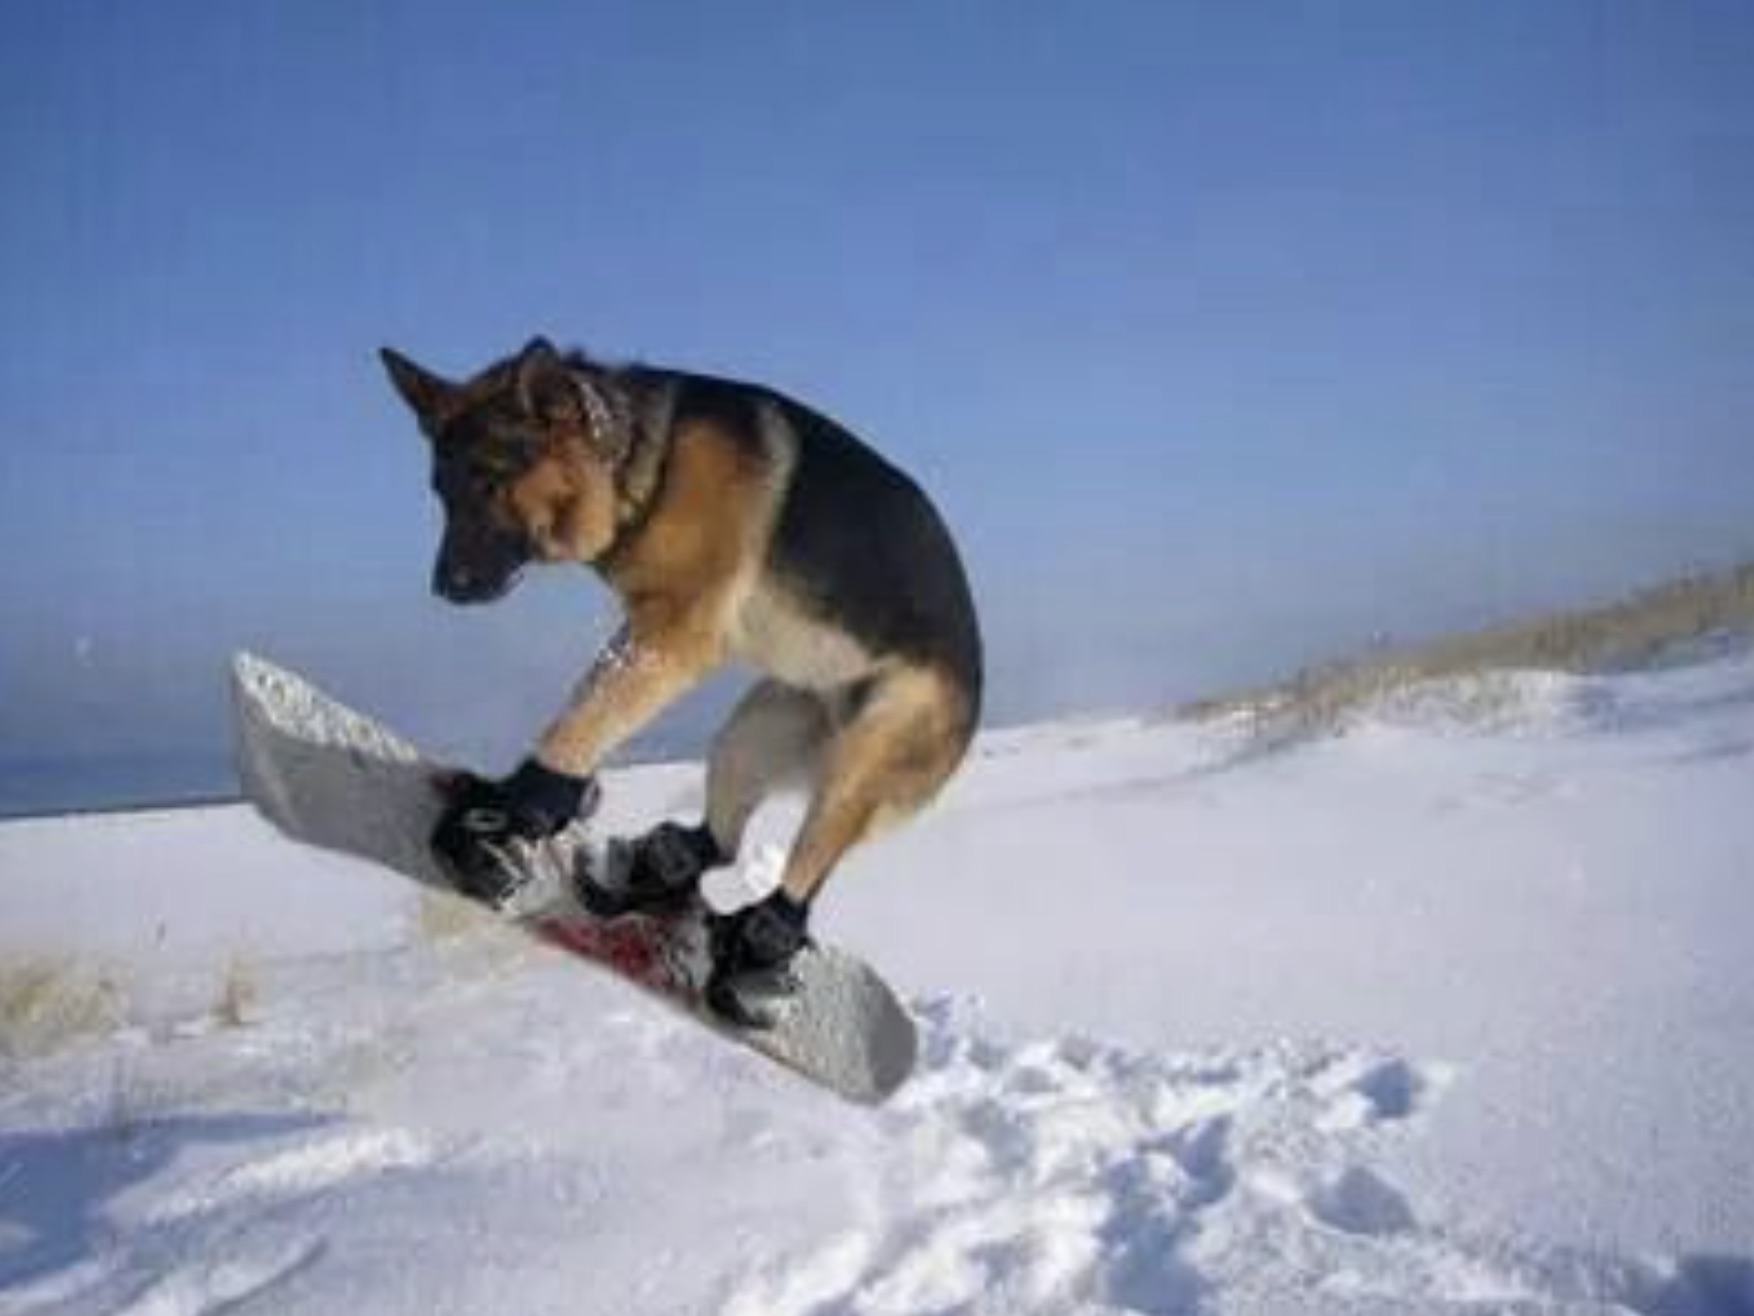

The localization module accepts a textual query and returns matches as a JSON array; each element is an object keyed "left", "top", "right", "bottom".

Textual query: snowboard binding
[
  {"left": 576, "top": 824, "right": 812, "bottom": 1030},
  {"left": 575, "top": 820, "right": 725, "bottom": 919}
]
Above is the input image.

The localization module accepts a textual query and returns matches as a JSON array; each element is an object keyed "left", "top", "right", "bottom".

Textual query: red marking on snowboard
[{"left": 535, "top": 914, "right": 686, "bottom": 995}]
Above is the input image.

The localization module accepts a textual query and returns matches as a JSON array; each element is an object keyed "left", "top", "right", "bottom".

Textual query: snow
[{"left": 4, "top": 649, "right": 1754, "bottom": 1314}]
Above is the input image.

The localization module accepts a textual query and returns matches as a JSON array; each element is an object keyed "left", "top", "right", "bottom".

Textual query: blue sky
[{"left": 2, "top": 2, "right": 1751, "bottom": 810}]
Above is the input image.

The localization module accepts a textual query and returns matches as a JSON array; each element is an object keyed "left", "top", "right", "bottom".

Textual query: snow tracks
[{"left": 724, "top": 1000, "right": 1750, "bottom": 1316}]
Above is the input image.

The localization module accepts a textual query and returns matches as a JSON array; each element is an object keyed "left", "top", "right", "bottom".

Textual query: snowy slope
[{"left": 3, "top": 649, "right": 1753, "bottom": 1315}]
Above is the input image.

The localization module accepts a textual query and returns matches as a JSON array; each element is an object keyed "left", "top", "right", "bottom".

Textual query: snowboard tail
[{"left": 230, "top": 652, "right": 917, "bottom": 1104}]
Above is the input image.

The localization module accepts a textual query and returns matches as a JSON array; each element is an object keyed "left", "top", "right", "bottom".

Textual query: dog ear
[
  {"left": 514, "top": 337, "right": 584, "bottom": 427},
  {"left": 380, "top": 348, "right": 459, "bottom": 425}
]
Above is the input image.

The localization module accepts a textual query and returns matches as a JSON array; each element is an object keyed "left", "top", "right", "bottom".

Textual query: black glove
[{"left": 432, "top": 758, "right": 599, "bottom": 904}]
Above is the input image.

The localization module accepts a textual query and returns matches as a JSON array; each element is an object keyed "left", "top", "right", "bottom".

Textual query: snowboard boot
[
  {"left": 576, "top": 820, "right": 726, "bottom": 919},
  {"left": 705, "top": 890, "right": 812, "bottom": 1030}
]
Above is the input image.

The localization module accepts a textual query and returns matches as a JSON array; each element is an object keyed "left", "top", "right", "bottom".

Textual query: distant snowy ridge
[{"left": 1183, "top": 562, "right": 1754, "bottom": 734}]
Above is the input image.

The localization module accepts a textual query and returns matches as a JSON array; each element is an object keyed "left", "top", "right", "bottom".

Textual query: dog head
[{"left": 380, "top": 338, "right": 628, "bottom": 604}]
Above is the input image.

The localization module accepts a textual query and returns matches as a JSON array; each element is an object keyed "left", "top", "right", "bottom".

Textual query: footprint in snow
[
  {"left": 1313, "top": 1052, "right": 1449, "bottom": 1130},
  {"left": 1303, "top": 1164, "right": 1418, "bottom": 1237}
]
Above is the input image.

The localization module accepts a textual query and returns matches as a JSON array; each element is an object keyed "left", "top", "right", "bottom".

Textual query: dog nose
[{"left": 434, "top": 561, "right": 475, "bottom": 599}]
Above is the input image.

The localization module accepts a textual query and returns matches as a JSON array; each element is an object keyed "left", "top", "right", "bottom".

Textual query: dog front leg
[{"left": 533, "top": 617, "right": 721, "bottom": 777}]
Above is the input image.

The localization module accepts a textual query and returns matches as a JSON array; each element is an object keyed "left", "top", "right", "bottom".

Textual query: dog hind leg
[
  {"left": 777, "top": 665, "right": 970, "bottom": 907},
  {"left": 704, "top": 678, "right": 833, "bottom": 857}
]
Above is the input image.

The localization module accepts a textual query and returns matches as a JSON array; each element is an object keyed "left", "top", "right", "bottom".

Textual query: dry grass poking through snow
[
  {"left": 0, "top": 955, "right": 126, "bottom": 1058},
  {"left": 1183, "top": 560, "right": 1754, "bottom": 741},
  {"left": 211, "top": 954, "right": 259, "bottom": 1029}
]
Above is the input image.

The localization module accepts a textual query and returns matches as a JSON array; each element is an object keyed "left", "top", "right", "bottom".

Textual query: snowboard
[{"left": 229, "top": 652, "right": 917, "bottom": 1104}]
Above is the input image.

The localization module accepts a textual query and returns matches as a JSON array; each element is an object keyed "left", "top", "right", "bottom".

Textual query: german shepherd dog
[{"left": 380, "top": 338, "right": 982, "bottom": 1024}]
